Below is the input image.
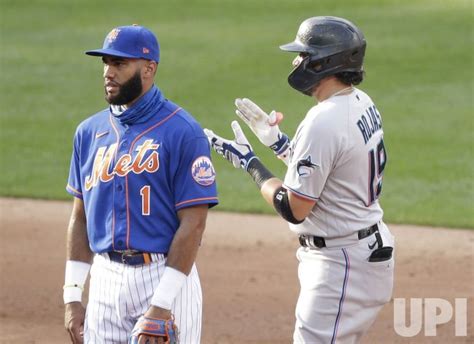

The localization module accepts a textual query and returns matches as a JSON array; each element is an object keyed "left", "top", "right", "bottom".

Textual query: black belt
[
  {"left": 107, "top": 251, "right": 156, "bottom": 265},
  {"left": 299, "top": 223, "right": 379, "bottom": 249}
]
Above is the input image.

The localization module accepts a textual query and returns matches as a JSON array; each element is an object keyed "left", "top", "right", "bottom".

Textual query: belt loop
[
  {"left": 299, "top": 235, "right": 306, "bottom": 247},
  {"left": 374, "top": 230, "right": 383, "bottom": 249},
  {"left": 143, "top": 253, "right": 151, "bottom": 264}
]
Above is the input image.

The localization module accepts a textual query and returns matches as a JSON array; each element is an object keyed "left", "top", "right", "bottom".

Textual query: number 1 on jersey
[
  {"left": 140, "top": 185, "right": 151, "bottom": 216},
  {"left": 368, "top": 138, "right": 387, "bottom": 205}
]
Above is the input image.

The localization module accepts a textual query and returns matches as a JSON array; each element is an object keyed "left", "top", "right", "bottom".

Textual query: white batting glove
[
  {"left": 204, "top": 121, "right": 257, "bottom": 171},
  {"left": 235, "top": 98, "right": 290, "bottom": 160}
]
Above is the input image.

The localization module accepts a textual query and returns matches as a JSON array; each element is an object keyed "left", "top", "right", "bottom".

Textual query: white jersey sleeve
[{"left": 283, "top": 103, "right": 342, "bottom": 201}]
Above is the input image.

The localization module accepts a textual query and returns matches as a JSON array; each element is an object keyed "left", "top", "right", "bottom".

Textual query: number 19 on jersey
[{"left": 368, "top": 138, "right": 387, "bottom": 205}]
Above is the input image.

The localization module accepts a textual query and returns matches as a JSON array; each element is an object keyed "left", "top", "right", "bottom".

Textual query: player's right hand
[
  {"left": 204, "top": 121, "right": 257, "bottom": 171},
  {"left": 65, "top": 302, "right": 86, "bottom": 344},
  {"left": 235, "top": 98, "right": 290, "bottom": 158}
]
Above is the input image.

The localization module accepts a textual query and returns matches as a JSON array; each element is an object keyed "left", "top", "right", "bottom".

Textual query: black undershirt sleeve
[{"left": 246, "top": 158, "right": 274, "bottom": 188}]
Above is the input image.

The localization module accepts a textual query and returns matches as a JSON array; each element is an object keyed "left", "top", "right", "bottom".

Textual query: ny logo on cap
[{"left": 107, "top": 28, "right": 121, "bottom": 43}]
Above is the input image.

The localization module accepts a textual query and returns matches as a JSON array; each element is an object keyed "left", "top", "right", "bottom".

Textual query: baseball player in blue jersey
[
  {"left": 63, "top": 25, "right": 218, "bottom": 344},
  {"left": 205, "top": 17, "right": 394, "bottom": 343}
]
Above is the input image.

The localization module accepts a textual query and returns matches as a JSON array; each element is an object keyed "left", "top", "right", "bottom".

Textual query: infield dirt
[{"left": 0, "top": 198, "right": 472, "bottom": 343}]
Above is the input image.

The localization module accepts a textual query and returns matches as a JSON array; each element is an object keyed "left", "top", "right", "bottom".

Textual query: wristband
[
  {"left": 246, "top": 158, "right": 275, "bottom": 189},
  {"left": 276, "top": 146, "right": 290, "bottom": 165},
  {"left": 63, "top": 286, "right": 83, "bottom": 304},
  {"left": 269, "top": 133, "right": 290, "bottom": 156},
  {"left": 150, "top": 267, "right": 187, "bottom": 310},
  {"left": 63, "top": 260, "right": 91, "bottom": 304}
]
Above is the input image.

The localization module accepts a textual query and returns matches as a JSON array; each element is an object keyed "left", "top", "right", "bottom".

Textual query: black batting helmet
[{"left": 280, "top": 16, "right": 366, "bottom": 96}]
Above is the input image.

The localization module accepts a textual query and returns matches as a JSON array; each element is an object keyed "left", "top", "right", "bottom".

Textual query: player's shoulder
[
  {"left": 163, "top": 100, "right": 206, "bottom": 138},
  {"left": 307, "top": 88, "right": 374, "bottom": 124},
  {"left": 74, "top": 108, "right": 110, "bottom": 135},
  {"left": 352, "top": 88, "right": 375, "bottom": 107},
  {"left": 304, "top": 102, "right": 341, "bottom": 134},
  {"left": 306, "top": 102, "right": 333, "bottom": 118}
]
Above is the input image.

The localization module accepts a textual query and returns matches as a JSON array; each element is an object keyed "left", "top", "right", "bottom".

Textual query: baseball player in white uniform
[{"left": 205, "top": 16, "right": 394, "bottom": 343}]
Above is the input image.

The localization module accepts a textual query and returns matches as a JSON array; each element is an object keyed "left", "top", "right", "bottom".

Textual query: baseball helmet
[{"left": 280, "top": 16, "right": 366, "bottom": 96}]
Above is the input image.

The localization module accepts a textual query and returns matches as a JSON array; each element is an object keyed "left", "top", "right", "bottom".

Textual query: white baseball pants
[
  {"left": 293, "top": 222, "right": 395, "bottom": 344},
  {"left": 84, "top": 253, "right": 202, "bottom": 344}
]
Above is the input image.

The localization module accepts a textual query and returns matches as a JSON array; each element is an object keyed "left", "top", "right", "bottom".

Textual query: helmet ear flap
[{"left": 287, "top": 55, "right": 322, "bottom": 96}]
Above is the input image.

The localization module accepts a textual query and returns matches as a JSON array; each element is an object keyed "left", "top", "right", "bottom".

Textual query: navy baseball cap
[{"left": 85, "top": 25, "right": 160, "bottom": 62}]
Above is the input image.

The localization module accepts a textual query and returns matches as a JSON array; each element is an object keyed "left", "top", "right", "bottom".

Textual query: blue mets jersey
[{"left": 66, "top": 86, "right": 218, "bottom": 253}]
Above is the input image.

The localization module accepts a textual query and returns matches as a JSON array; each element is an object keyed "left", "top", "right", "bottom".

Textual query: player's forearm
[
  {"left": 66, "top": 220, "right": 92, "bottom": 263},
  {"left": 165, "top": 227, "right": 203, "bottom": 275},
  {"left": 66, "top": 198, "right": 93, "bottom": 263},
  {"left": 166, "top": 204, "right": 208, "bottom": 275},
  {"left": 148, "top": 205, "right": 208, "bottom": 312},
  {"left": 248, "top": 159, "right": 314, "bottom": 223},
  {"left": 64, "top": 198, "right": 92, "bottom": 306},
  {"left": 246, "top": 158, "right": 283, "bottom": 209}
]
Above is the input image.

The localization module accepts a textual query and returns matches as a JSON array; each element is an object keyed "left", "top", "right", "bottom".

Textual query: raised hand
[
  {"left": 235, "top": 98, "right": 290, "bottom": 159},
  {"left": 204, "top": 121, "right": 257, "bottom": 171}
]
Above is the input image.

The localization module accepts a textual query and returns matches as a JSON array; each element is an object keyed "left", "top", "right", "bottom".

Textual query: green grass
[{"left": 1, "top": 0, "right": 472, "bottom": 228}]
